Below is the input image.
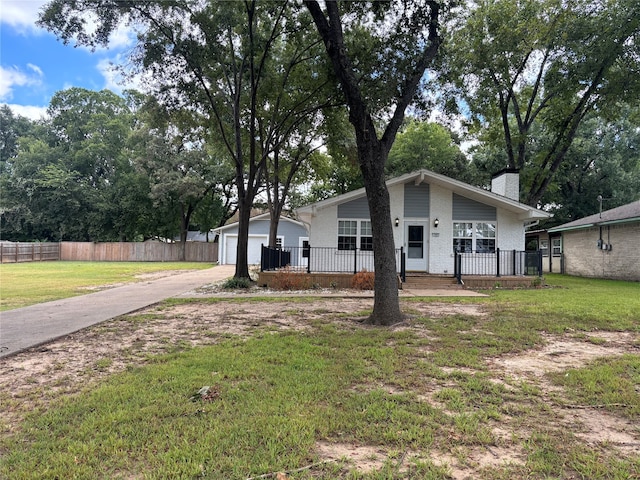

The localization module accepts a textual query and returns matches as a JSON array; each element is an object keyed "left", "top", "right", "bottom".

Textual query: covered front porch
[{"left": 258, "top": 245, "right": 543, "bottom": 289}]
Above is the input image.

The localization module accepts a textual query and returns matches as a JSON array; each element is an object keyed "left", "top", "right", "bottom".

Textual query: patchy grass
[
  {"left": 0, "top": 261, "right": 213, "bottom": 310},
  {"left": 549, "top": 354, "right": 640, "bottom": 418},
  {"left": 0, "top": 274, "right": 639, "bottom": 479}
]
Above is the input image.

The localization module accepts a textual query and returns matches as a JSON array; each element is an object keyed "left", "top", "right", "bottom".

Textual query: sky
[{"left": 1, "top": 0, "right": 137, "bottom": 120}]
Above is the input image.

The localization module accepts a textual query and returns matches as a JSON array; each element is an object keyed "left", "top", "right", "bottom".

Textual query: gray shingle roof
[{"left": 548, "top": 199, "right": 640, "bottom": 232}]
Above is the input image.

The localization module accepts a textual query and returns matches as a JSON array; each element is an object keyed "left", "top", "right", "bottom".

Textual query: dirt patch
[
  {"left": 315, "top": 441, "right": 386, "bottom": 473},
  {"left": 491, "top": 333, "right": 637, "bottom": 378},
  {"left": 1, "top": 299, "right": 638, "bottom": 476},
  {"left": 488, "top": 332, "right": 640, "bottom": 457}
]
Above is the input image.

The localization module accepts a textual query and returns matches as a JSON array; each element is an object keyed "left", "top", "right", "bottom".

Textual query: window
[
  {"left": 275, "top": 237, "right": 283, "bottom": 249},
  {"left": 540, "top": 239, "right": 549, "bottom": 257},
  {"left": 475, "top": 222, "right": 496, "bottom": 253},
  {"left": 338, "top": 220, "right": 373, "bottom": 251},
  {"left": 453, "top": 222, "right": 496, "bottom": 253},
  {"left": 453, "top": 222, "right": 473, "bottom": 253},
  {"left": 552, "top": 238, "right": 562, "bottom": 256},
  {"left": 360, "top": 221, "right": 373, "bottom": 251},
  {"left": 338, "top": 220, "right": 357, "bottom": 250}
]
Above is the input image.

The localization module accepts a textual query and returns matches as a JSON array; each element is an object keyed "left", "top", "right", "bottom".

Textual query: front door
[{"left": 405, "top": 222, "right": 428, "bottom": 271}]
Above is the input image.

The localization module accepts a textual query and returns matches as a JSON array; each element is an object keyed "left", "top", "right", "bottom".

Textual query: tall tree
[
  {"left": 130, "top": 117, "right": 215, "bottom": 260},
  {"left": 1, "top": 88, "right": 138, "bottom": 241},
  {"left": 387, "top": 120, "right": 480, "bottom": 184},
  {"left": 39, "top": 0, "right": 332, "bottom": 279},
  {"left": 304, "top": 0, "right": 443, "bottom": 325},
  {"left": 542, "top": 105, "right": 640, "bottom": 224},
  {"left": 445, "top": 0, "right": 640, "bottom": 206},
  {"left": 0, "top": 107, "right": 36, "bottom": 240},
  {"left": 0, "top": 106, "right": 34, "bottom": 167}
]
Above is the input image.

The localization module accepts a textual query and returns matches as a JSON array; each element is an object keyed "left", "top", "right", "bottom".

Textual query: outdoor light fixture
[
  {"left": 434, "top": 218, "right": 439, "bottom": 228},
  {"left": 395, "top": 217, "right": 400, "bottom": 227}
]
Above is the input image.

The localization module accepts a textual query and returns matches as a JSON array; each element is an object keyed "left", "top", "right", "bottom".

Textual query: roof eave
[{"left": 549, "top": 216, "right": 640, "bottom": 233}]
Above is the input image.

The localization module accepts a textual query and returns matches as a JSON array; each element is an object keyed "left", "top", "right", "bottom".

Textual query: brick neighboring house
[{"left": 546, "top": 200, "right": 640, "bottom": 281}]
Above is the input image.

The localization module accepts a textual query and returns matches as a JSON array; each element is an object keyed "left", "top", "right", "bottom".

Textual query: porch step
[{"left": 402, "top": 274, "right": 461, "bottom": 290}]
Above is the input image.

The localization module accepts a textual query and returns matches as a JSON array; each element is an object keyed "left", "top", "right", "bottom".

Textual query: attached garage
[
  {"left": 223, "top": 234, "right": 268, "bottom": 265},
  {"left": 214, "top": 213, "right": 309, "bottom": 265}
]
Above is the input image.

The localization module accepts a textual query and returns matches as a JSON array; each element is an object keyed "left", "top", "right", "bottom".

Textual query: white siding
[{"left": 429, "top": 184, "right": 454, "bottom": 274}]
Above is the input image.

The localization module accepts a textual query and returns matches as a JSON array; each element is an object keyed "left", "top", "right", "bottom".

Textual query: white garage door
[{"left": 224, "top": 235, "right": 268, "bottom": 265}]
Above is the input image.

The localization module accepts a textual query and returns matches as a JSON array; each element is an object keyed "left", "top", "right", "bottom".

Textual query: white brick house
[{"left": 295, "top": 169, "right": 551, "bottom": 275}]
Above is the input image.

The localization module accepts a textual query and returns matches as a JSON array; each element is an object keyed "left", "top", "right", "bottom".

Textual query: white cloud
[
  {"left": 97, "top": 58, "right": 124, "bottom": 93},
  {"left": 3, "top": 103, "right": 49, "bottom": 121},
  {"left": 0, "top": 65, "right": 43, "bottom": 101},
  {"left": 107, "top": 23, "right": 137, "bottom": 50},
  {"left": 27, "top": 63, "right": 44, "bottom": 76},
  {"left": 97, "top": 55, "right": 143, "bottom": 94},
  {"left": 2, "top": 0, "right": 136, "bottom": 51},
  {"left": 0, "top": 0, "right": 48, "bottom": 34},
  {"left": 70, "top": 11, "right": 137, "bottom": 52}
]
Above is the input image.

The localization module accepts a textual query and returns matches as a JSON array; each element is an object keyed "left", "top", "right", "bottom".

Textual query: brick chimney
[{"left": 491, "top": 169, "right": 520, "bottom": 201}]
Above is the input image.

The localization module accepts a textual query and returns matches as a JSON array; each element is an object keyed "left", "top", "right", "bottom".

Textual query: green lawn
[
  {"left": 0, "top": 261, "right": 213, "bottom": 311},
  {"left": 0, "top": 274, "right": 638, "bottom": 479}
]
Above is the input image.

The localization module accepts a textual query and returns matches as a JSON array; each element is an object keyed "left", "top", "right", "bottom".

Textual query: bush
[
  {"left": 351, "top": 269, "right": 375, "bottom": 290},
  {"left": 222, "top": 277, "right": 252, "bottom": 289},
  {"left": 270, "top": 267, "right": 311, "bottom": 291}
]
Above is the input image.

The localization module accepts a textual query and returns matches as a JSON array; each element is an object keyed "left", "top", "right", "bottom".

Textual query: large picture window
[
  {"left": 453, "top": 222, "right": 496, "bottom": 253},
  {"left": 338, "top": 220, "right": 373, "bottom": 251}
]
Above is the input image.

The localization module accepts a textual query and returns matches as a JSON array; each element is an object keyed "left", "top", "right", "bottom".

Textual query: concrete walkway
[
  {"left": 1, "top": 265, "right": 485, "bottom": 359},
  {"left": 0, "top": 265, "right": 235, "bottom": 359}
]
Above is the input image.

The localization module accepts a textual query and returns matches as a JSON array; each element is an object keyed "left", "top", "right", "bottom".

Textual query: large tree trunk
[
  {"left": 359, "top": 140, "right": 402, "bottom": 325},
  {"left": 268, "top": 207, "right": 282, "bottom": 248},
  {"left": 235, "top": 194, "right": 252, "bottom": 279},
  {"left": 179, "top": 205, "right": 193, "bottom": 262}
]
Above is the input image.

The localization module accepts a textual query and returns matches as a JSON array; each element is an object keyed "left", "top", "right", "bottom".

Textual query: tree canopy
[
  {"left": 445, "top": 0, "right": 640, "bottom": 206},
  {"left": 0, "top": 88, "right": 234, "bottom": 242},
  {"left": 387, "top": 120, "right": 480, "bottom": 185},
  {"left": 39, "top": 0, "right": 334, "bottom": 278}
]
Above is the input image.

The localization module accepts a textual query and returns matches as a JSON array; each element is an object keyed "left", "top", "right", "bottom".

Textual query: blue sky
[{"left": 1, "top": 0, "right": 136, "bottom": 120}]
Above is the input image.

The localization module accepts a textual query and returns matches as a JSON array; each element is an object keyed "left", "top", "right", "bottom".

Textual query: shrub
[
  {"left": 351, "top": 269, "right": 375, "bottom": 290},
  {"left": 270, "top": 267, "right": 311, "bottom": 291},
  {"left": 222, "top": 277, "right": 252, "bottom": 289}
]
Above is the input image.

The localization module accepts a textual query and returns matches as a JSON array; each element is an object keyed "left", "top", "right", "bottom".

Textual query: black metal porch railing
[
  {"left": 261, "top": 245, "right": 406, "bottom": 280},
  {"left": 454, "top": 249, "right": 542, "bottom": 283}
]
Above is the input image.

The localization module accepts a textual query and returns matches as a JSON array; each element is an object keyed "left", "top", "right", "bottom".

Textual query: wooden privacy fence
[
  {"left": 0, "top": 242, "right": 61, "bottom": 263},
  {"left": 60, "top": 242, "right": 218, "bottom": 262},
  {"left": 0, "top": 242, "right": 218, "bottom": 263}
]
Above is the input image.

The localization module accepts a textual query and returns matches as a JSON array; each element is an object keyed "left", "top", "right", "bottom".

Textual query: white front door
[
  {"left": 298, "top": 237, "right": 309, "bottom": 269},
  {"left": 405, "top": 221, "right": 428, "bottom": 271}
]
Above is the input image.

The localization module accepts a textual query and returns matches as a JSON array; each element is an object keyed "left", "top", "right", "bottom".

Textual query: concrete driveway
[
  {"left": 0, "top": 264, "right": 485, "bottom": 359},
  {"left": 0, "top": 265, "right": 235, "bottom": 359}
]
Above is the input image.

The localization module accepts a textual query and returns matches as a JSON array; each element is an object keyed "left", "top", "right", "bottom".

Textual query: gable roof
[
  {"left": 295, "top": 169, "right": 552, "bottom": 222},
  {"left": 213, "top": 213, "right": 306, "bottom": 234},
  {"left": 548, "top": 199, "right": 640, "bottom": 233}
]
